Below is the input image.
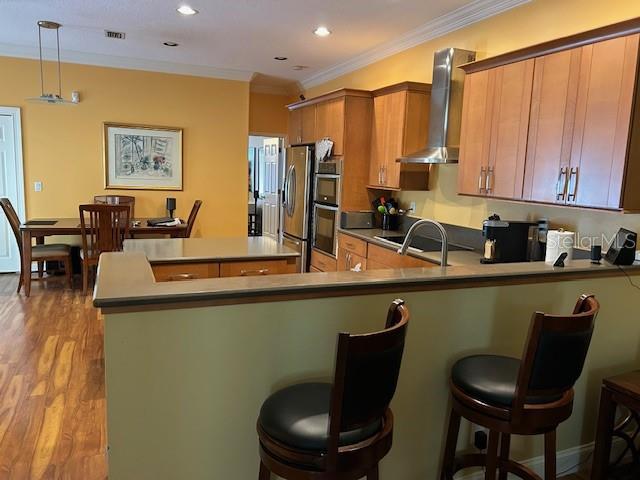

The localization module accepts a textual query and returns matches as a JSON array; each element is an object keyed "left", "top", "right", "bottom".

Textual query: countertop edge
[{"left": 94, "top": 251, "right": 640, "bottom": 312}]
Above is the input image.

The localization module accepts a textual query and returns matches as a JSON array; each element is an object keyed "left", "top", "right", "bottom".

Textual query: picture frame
[{"left": 103, "top": 122, "right": 183, "bottom": 190}]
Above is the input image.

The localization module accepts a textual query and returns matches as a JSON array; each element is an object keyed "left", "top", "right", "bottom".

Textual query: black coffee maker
[{"left": 481, "top": 214, "right": 537, "bottom": 264}]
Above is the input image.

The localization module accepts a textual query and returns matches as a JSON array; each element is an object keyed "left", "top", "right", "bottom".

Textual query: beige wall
[
  {"left": 305, "top": 0, "right": 640, "bottom": 238},
  {"left": 1, "top": 56, "right": 250, "bottom": 237},
  {"left": 248, "top": 91, "right": 292, "bottom": 136},
  {"left": 104, "top": 275, "right": 640, "bottom": 479}
]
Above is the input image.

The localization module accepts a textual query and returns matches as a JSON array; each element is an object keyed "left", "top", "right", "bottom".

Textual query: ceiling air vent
[{"left": 104, "top": 30, "right": 126, "bottom": 40}]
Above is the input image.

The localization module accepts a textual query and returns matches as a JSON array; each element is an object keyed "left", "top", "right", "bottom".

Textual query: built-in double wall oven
[{"left": 312, "top": 158, "right": 341, "bottom": 257}]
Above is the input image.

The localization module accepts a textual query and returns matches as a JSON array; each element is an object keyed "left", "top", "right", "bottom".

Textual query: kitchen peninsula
[{"left": 94, "top": 250, "right": 640, "bottom": 479}]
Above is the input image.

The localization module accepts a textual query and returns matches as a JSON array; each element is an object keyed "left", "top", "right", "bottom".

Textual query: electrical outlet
[
  {"left": 34, "top": 181, "right": 42, "bottom": 192},
  {"left": 409, "top": 201, "right": 416, "bottom": 213},
  {"left": 471, "top": 424, "right": 489, "bottom": 450}
]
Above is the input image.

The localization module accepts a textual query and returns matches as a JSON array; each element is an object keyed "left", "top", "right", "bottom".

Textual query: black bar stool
[
  {"left": 440, "top": 294, "right": 600, "bottom": 480},
  {"left": 256, "top": 299, "right": 410, "bottom": 480}
]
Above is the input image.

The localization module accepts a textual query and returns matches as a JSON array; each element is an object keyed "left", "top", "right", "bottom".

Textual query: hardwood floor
[{"left": 0, "top": 273, "right": 106, "bottom": 479}]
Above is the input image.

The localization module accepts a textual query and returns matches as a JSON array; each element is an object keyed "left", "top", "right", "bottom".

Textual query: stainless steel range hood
[{"left": 398, "top": 47, "right": 476, "bottom": 164}]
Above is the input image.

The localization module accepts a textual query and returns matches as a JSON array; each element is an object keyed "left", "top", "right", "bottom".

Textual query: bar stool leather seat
[
  {"left": 259, "top": 382, "right": 382, "bottom": 451},
  {"left": 452, "top": 355, "right": 562, "bottom": 407}
]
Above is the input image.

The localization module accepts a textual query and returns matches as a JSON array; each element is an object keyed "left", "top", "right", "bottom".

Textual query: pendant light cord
[
  {"left": 38, "top": 24, "right": 44, "bottom": 97},
  {"left": 56, "top": 25, "right": 61, "bottom": 97}
]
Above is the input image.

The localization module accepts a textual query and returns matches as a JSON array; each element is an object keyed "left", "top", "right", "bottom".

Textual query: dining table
[{"left": 20, "top": 217, "right": 188, "bottom": 296}]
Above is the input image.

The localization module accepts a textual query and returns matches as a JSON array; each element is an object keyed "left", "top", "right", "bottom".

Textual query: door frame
[{"left": 0, "top": 106, "right": 26, "bottom": 222}]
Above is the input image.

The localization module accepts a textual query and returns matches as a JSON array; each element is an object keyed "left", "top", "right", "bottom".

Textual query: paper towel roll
[{"left": 545, "top": 230, "right": 575, "bottom": 264}]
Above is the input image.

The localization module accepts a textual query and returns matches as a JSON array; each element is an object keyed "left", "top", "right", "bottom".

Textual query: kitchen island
[
  {"left": 94, "top": 250, "right": 640, "bottom": 479},
  {"left": 122, "top": 236, "right": 300, "bottom": 281}
]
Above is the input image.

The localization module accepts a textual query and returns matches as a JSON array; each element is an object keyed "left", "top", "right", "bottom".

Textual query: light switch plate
[{"left": 34, "top": 181, "right": 42, "bottom": 192}]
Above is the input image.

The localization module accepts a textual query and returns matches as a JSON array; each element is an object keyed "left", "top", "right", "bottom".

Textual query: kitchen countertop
[
  {"left": 123, "top": 237, "right": 300, "bottom": 263},
  {"left": 94, "top": 247, "right": 640, "bottom": 311},
  {"left": 337, "top": 227, "right": 482, "bottom": 266}
]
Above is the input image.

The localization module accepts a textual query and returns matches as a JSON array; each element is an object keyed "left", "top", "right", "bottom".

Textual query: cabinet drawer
[
  {"left": 220, "top": 258, "right": 297, "bottom": 277},
  {"left": 309, "top": 266, "right": 322, "bottom": 273},
  {"left": 367, "top": 244, "right": 436, "bottom": 269},
  {"left": 366, "top": 258, "right": 392, "bottom": 270},
  {"left": 152, "top": 262, "right": 220, "bottom": 282},
  {"left": 338, "top": 233, "right": 368, "bottom": 257},
  {"left": 337, "top": 247, "right": 367, "bottom": 272},
  {"left": 310, "top": 249, "right": 337, "bottom": 272}
]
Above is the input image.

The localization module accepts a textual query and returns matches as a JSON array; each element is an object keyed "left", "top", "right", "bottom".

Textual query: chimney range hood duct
[{"left": 398, "top": 47, "right": 476, "bottom": 164}]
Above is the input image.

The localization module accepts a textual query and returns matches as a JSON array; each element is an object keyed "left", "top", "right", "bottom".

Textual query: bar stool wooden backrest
[
  {"left": 325, "top": 299, "right": 410, "bottom": 470},
  {"left": 512, "top": 294, "right": 600, "bottom": 423},
  {"left": 79, "top": 204, "right": 131, "bottom": 260}
]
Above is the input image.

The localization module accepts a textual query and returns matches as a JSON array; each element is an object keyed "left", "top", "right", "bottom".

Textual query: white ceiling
[{"left": 0, "top": 0, "right": 529, "bottom": 92}]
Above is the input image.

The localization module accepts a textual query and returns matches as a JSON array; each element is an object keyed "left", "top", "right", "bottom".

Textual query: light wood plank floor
[
  {"left": 0, "top": 273, "right": 605, "bottom": 479},
  {"left": 0, "top": 273, "right": 106, "bottom": 479}
]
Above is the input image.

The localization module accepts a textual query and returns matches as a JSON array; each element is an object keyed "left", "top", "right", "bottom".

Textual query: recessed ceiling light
[
  {"left": 177, "top": 5, "right": 198, "bottom": 15},
  {"left": 313, "top": 26, "right": 331, "bottom": 37},
  {"left": 274, "top": 56, "right": 288, "bottom": 61},
  {"left": 164, "top": 41, "right": 179, "bottom": 47}
]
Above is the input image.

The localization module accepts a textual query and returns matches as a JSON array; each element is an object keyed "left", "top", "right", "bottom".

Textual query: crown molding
[
  {"left": 0, "top": 43, "right": 254, "bottom": 82},
  {"left": 249, "top": 83, "right": 297, "bottom": 96},
  {"left": 301, "top": 0, "right": 531, "bottom": 90}
]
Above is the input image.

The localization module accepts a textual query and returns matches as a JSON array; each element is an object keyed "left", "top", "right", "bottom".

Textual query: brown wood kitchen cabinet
[
  {"left": 288, "top": 105, "right": 316, "bottom": 145},
  {"left": 315, "top": 98, "right": 345, "bottom": 155},
  {"left": 153, "top": 258, "right": 297, "bottom": 281},
  {"left": 337, "top": 232, "right": 437, "bottom": 270},
  {"left": 368, "top": 82, "right": 431, "bottom": 190},
  {"left": 458, "top": 60, "right": 533, "bottom": 199},
  {"left": 288, "top": 90, "right": 373, "bottom": 211},
  {"left": 459, "top": 19, "right": 640, "bottom": 211}
]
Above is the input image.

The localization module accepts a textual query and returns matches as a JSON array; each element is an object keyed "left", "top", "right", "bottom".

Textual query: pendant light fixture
[{"left": 27, "top": 21, "right": 77, "bottom": 105}]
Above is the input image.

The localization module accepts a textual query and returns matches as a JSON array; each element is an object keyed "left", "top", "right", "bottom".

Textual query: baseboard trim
[{"left": 454, "top": 441, "right": 594, "bottom": 479}]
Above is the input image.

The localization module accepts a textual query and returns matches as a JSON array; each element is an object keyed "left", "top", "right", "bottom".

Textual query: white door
[
  {"left": 262, "top": 138, "right": 280, "bottom": 237},
  {"left": 0, "top": 109, "right": 24, "bottom": 273}
]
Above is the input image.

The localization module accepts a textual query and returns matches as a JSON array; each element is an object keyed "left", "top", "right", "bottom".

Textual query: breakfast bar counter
[{"left": 94, "top": 244, "right": 640, "bottom": 480}]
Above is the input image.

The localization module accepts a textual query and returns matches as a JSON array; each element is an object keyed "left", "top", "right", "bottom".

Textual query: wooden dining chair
[
  {"left": 257, "top": 299, "right": 410, "bottom": 480},
  {"left": 79, "top": 204, "right": 130, "bottom": 295},
  {"left": 183, "top": 200, "right": 203, "bottom": 238},
  {"left": 94, "top": 195, "right": 135, "bottom": 219},
  {"left": 0, "top": 197, "right": 72, "bottom": 295},
  {"left": 440, "top": 294, "right": 600, "bottom": 480}
]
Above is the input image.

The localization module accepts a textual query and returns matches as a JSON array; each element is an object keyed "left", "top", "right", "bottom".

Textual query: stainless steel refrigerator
[{"left": 281, "top": 145, "right": 313, "bottom": 272}]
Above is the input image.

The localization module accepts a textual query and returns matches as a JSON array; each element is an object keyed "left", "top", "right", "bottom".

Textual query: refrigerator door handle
[
  {"left": 289, "top": 165, "right": 297, "bottom": 217},
  {"left": 283, "top": 164, "right": 294, "bottom": 216}
]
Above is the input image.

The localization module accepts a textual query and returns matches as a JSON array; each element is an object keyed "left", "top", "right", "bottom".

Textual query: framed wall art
[{"left": 104, "top": 122, "right": 183, "bottom": 190}]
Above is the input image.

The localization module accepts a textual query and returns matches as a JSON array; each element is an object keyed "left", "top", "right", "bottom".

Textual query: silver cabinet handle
[
  {"left": 378, "top": 166, "right": 382, "bottom": 185},
  {"left": 346, "top": 252, "right": 352, "bottom": 271},
  {"left": 485, "top": 167, "right": 494, "bottom": 194},
  {"left": 556, "top": 167, "right": 568, "bottom": 201},
  {"left": 382, "top": 166, "right": 386, "bottom": 185},
  {"left": 240, "top": 269, "right": 270, "bottom": 276},
  {"left": 567, "top": 167, "right": 578, "bottom": 202},
  {"left": 478, "top": 167, "right": 486, "bottom": 193},
  {"left": 167, "top": 273, "right": 197, "bottom": 281}
]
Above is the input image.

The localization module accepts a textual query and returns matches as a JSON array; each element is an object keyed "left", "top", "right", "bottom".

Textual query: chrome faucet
[{"left": 397, "top": 219, "right": 449, "bottom": 267}]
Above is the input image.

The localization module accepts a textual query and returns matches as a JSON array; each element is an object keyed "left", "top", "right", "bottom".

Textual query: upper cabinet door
[
  {"left": 300, "top": 106, "right": 316, "bottom": 144},
  {"left": 383, "top": 91, "right": 408, "bottom": 189},
  {"left": 458, "top": 69, "right": 494, "bottom": 196},
  {"left": 315, "top": 99, "right": 345, "bottom": 155},
  {"left": 486, "top": 59, "right": 534, "bottom": 199},
  {"left": 522, "top": 48, "right": 582, "bottom": 204},
  {"left": 288, "top": 109, "right": 302, "bottom": 145},
  {"left": 568, "top": 34, "right": 640, "bottom": 209}
]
